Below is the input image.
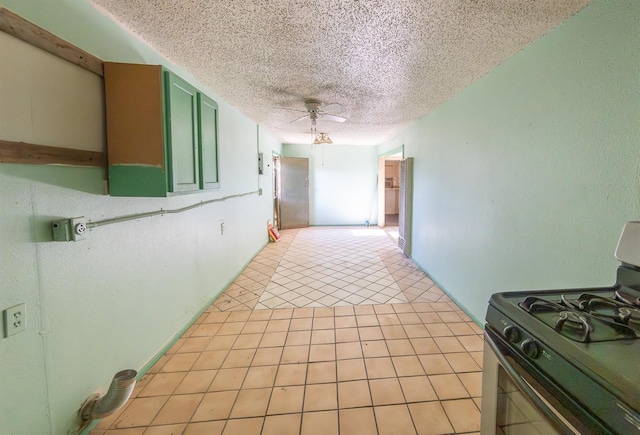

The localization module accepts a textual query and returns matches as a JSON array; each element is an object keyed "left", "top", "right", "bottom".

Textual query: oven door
[{"left": 481, "top": 328, "right": 582, "bottom": 435}]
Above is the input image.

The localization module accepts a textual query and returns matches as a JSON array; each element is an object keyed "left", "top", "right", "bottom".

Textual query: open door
[{"left": 277, "top": 157, "right": 309, "bottom": 229}]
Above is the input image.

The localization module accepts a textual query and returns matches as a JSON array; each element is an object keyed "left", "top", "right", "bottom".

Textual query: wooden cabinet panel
[{"left": 104, "top": 62, "right": 220, "bottom": 197}]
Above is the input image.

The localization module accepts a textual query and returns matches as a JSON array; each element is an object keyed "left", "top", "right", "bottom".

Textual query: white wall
[
  {"left": 0, "top": 1, "right": 281, "bottom": 433},
  {"left": 379, "top": 0, "right": 640, "bottom": 322},
  {"left": 283, "top": 143, "right": 379, "bottom": 226}
]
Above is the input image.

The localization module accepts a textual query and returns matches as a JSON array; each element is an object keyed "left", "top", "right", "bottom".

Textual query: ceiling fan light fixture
[{"left": 313, "top": 133, "right": 333, "bottom": 144}]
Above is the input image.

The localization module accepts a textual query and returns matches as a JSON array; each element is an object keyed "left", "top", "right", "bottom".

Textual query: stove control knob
[
  {"left": 503, "top": 325, "right": 521, "bottom": 343},
  {"left": 521, "top": 339, "right": 540, "bottom": 359}
]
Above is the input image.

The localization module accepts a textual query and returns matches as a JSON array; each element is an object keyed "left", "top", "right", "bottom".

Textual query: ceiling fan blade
[
  {"left": 321, "top": 103, "right": 343, "bottom": 113},
  {"left": 274, "top": 107, "right": 307, "bottom": 113},
  {"left": 290, "top": 114, "right": 310, "bottom": 123},
  {"left": 320, "top": 114, "right": 347, "bottom": 123}
]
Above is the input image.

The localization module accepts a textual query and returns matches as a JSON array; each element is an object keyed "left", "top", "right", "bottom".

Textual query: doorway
[
  {"left": 273, "top": 156, "right": 310, "bottom": 230},
  {"left": 377, "top": 147, "right": 403, "bottom": 233}
]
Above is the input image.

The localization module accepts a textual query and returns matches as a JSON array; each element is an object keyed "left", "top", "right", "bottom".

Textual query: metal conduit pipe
[{"left": 80, "top": 369, "right": 137, "bottom": 422}]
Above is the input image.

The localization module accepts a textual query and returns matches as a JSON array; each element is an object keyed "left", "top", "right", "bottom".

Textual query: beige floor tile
[
  {"left": 309, "top": 344, "right": 335, "bottom": 362},
  {"left": 392, "top": 355, "right": 425, "bottom": 376},
  {"left": 151, "top": 393, "right": 203, "bottom": 425},
  {"left": 160, "top": 353, "right": 199, "bottom": 373},
  {"left": 232, "top": 333, "right": 262, "bottom": 349},
  {"left": 386, "top": 339, "right": 415, "bottom": 356},
  {"left": 312, "top": 316, "right": 335, "bottom": 330},
  {"left": 303, "top": 383, "right": 337, "bottom": 411},
  {"left": 311, "top": 329, "right": 335, "bottom": 344},
  {"left": 425, "top": 323, "right": 454, "bottom": 337},
  {"left": 447, "top": 322, "right": 477, "bottom": 336},
  {"left": 301, "top": 410, "right": 339, "bottom": 435},
  {"left": 217, "top": 322, "right": 246, "bottom": 336},
  {"left": 334, "top": 315, "right": 357, "bottom": 328},
  {"left": 262, "top": 413, "right": 301, "bottom": 435},
  {"left": 381, "top": 325, "right": 408, "bottom": 339},
  {"left": 293, "top": 307, "right": 314, "bottom": 318},
  {"left": 375, "top": 404, "right": 417, "bottom": 435},
  {"left": 220, "top": 417, "right": 263, "bottom": 435},
  {"left": 113, "top": 396, "right": 168, "bottom": 428},
  {"left": 205, "top": 336, "right": 236, "bottom": 351},
  {"left": 138, "top": 373, "right": 186, "bottom": 397},
  {"left": 418, "top": 354, "right": 453, "bottom": 375},
  {"left": 410, "top": 338, "right": 441, "bottom": 355},
  {"left": 445, "top": 352, "right": 481, "bottom": 373},
  {"left": 286, "top": 330, "right": 311, "bottom": 346},
  {"left": 364, "top": 357, "right": 397, "bottom": 379},
  {"left": 267, "top": 385, "right": 305, "bottom": 414},
  {"left": 433, "top": 337, "right": 466, "bottom": 353},
  {"left": 337, "top": 380, "right": 372, "bottom": 408},
  {"left": 259, "top": 332, "right": 287, "bottom": 347},
  {"left": 441, "top": 399, "right": 481, "bottom": 433},
  {"left": 183, "top": 420, "right": 225, "bottom": 435},
  {"left": 275, "top": 363, "right": 307, "bottom": 386},
  {"left": 265, "top": 319, "right": 291, "bottom": 332},
  {"left": 339, "top": 407, "right": 377, "bottom": 435},
  {"left": 178, "top": 337, "right": 213, "bottom": 353},
  {"left": 403, "top": 324, "right": 430, "bottom": 338},
  {"left": 144, "top": 423, "right": 187, "bottom": 434},
  {"left": 208, "top": 368, "right": 247, "bottom": 392},
  {"left": 337, "top": 358, "right": 367, "bottom": 381},
  {"left": 95, "top": 429, "right": 145, "bottom": 434},
  {"left": 458, "top": 335, "right": 485, "bottom": 352},
  {"left": 221, "top": 349, "right": 256, "bottom": 368},
  {"left": 306, "top": 361, "right": 336, "bottom": 384},
  {"left": 355, "top": 315, "right": 379, "bottom": 327},
  {"left": 429, "top": 374, "right": 471, "bottom": 400},
  {"left": 229, "top": 388, "right": 271, "bottom": 418},
  {"left": 192, "top": 350, "right": 228, "bottom": 370},
  {"left": 289, "top": 318, "right": 312, "bottom": 331},
  {"left": 398, "top": 375, "right": 438, "bottom": 403},
  {"left": 334, "top": 305, "right": 355, "bottom": 316},
  {"left": 458, "top": 371, "right": 483, "bottom": 397},
  {"left": 369, "top": 378, "right": 405, "bottom": 406},
  {"left": 361, "top": 340, "right": 389, "bottom": 358},
  {"left": 242, "top": 365, "right": 278, "bottom": 389},
  {"left": 280, "top": 345, "right": 309, "bottom": 364},
  {"left": 377, "top": 313, "right": 401, "bottom": 326},
  {"left": 174, "top": 370, "right": 216, "bottom": 394},
  {"left": 335, "top": 341, "right": 363, "bottom": 360},
  {"left": 227, "top": 311, "right": 251, "bottom": 322},
  {"left": 251, "top": 347, "right": 283, "bottom": 366},
  {"left": 270, "top": 308, "right": 294, "bottom": 319},
  {"left": 335, "top": 328, "right": 359, "bottom": 343},
  {"left": 191, "top": 390, "right": 238, "bottom": 422},
  {"left": 408, "top": 401, "right": 454, "bottom": 434}
]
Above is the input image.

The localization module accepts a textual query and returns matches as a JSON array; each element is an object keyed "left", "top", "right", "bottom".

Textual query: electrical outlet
[
  {"left": 69, "top": 217, "right": 88, "bottom": 241},
  {"left": 3, "top": 303, "right": 26, "bottom": 337}
]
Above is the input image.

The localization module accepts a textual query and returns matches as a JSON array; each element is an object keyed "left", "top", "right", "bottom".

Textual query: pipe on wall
[{"left": 79, "top": 369, "right": 137, "bottom": 423}]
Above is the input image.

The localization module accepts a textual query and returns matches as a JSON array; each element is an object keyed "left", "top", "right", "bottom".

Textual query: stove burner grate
[{"left": 519, "top": 295, "right": 639, "bottom": 342}]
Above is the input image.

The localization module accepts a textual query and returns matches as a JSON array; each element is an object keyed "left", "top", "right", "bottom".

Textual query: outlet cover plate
[{"left": 3, "top": 303, "right": 26, "bottom": 337}]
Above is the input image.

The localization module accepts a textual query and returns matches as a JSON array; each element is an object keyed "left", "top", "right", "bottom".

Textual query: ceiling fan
[{"left": 284, "top": 99, "right": 347, "bottom": 126}]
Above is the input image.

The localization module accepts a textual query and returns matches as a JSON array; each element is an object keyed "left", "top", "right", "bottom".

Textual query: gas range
[{"left": 483, "top": 222, "right": 640, "bottom": 434}]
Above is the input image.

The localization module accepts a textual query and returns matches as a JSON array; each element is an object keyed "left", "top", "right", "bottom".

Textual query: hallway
[{"left": 91, "top": 227, "right": 483, "bottom": 434}]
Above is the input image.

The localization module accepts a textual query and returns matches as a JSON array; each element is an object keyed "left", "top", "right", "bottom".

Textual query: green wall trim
[{"left": 108, "top": 165, "right": 168, "bottom": 197}]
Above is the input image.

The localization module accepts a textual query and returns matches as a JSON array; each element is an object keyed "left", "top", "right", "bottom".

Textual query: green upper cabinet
[
  {"left": 104, "top": 62, "right": 220, "bottom": 197},
  {"left": 198, "top": 93, "right": 220, "bottom": 190}
]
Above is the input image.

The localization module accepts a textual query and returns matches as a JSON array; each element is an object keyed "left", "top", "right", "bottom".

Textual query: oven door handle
[{"left": 485, "top": 330, "right": 574, "bottom": 434}]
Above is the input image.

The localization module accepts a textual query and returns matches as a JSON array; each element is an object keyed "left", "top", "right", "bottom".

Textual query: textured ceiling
[{"left": 89, "top": 0, "right": 592, "bottom": 145}]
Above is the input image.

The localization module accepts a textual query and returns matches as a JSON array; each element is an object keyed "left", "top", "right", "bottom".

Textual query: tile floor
[{"left": 91, "top": 226, "right": 484, "bottom": 434}]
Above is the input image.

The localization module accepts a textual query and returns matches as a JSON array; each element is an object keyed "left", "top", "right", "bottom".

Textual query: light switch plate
[{"left": 3, "top": 303, "right": 26, "bottom": 337}]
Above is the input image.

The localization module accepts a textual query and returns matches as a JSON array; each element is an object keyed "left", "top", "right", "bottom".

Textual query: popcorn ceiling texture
[{"left": 90, "top": 0, "right": 592, "bottom": 145}]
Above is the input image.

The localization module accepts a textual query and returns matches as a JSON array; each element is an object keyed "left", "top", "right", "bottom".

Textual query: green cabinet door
[
  {"left": 198, "top": 93, "right": 220, "bottom": 189},
  {"left": 165, "top": 71, "right": 199, "bottom": 193}
]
